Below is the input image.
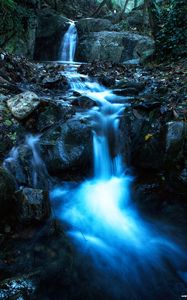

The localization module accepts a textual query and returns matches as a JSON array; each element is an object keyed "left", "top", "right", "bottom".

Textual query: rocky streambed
[{"left": 0, "top": 52, "right": 187, "bottom": 299}]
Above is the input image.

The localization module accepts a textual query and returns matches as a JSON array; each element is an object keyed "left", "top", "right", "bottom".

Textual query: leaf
[{"left": 144, "top": 133, "right": 153, "bottom": 141}]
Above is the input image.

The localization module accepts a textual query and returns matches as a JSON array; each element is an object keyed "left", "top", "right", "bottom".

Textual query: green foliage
[
  {"left": 96, "top": 0, "right": 144, "bottom": 11},
  {"left": 1, "top": 0, "right": 16, "bottom": 9},
  {"left": 155, "top": 0, "right": 187, "bottom": 60},
  {"left": 0, "top": 0, "right": 33, "bottom": 48}
]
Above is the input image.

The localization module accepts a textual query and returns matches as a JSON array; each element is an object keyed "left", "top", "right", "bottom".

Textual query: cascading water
[
  {"left": 25, "top": 134, "right": 50, "bottom": 189},
  {"left": 59, "top": 22, "right": 77, "bottom": 62},
  {"left": 3, "top": 134, "right": 50, "bottom": 190},
  {"left": 51, "top": 24, "right": 187, "bottom": 300}
]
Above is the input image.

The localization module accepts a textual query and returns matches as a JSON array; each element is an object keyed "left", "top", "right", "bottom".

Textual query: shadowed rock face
[
  {"left": 40, "top": 116, "right": 93, "bottom": 178},
  {"left": 34, "top": 9, "right": 70, "bottom": 61},
  {"left": 0, "top": 167, "right": 16, "bottom": 217},
  {"left": 77, "top": 31, "right": 154, "bottom": 63}
]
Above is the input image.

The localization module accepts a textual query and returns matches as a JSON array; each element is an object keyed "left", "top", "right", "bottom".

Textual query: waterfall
[
  {"left": 59, "top": 22, "right": 78, "bottom": 62},
  {"left": 51, "top": 64, "right": 186, "bottom": 298},
  {"left": 50, "top": 23, "right": 187, "bottom": 295}
]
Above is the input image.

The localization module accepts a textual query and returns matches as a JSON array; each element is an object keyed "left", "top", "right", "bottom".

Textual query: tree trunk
[{"left": 146, "top": 0, "right": 160, "bottom": 39}]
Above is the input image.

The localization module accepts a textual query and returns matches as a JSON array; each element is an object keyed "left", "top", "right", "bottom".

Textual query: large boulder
[
  {"left": 41, "top": 116, "right": 93, "bottom": 178},
  {"left": 76, "top": 18, "right": 114, "bottom": 35},
  {"left": 120, "top": 107, "right": 187, "bottom": 172},
  {"left": 7, "top": 91, "right": 40, "bottom": 120},
  {"left": 165, "top": 121, "right": 187, "bottom": 167},
  {"left": 77, "top": 31, "right": 154, "bottom": 63},
  {"left": 34, "top": 9, "right": 70, "bottom": 61}
]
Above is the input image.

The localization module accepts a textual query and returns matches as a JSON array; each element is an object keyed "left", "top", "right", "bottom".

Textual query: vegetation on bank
[
  {"left": 0, "top": 0, "right": 34, "bottom": 50},
  {"left": 147, "top": 0, "right": 187, "bottom": 60}
]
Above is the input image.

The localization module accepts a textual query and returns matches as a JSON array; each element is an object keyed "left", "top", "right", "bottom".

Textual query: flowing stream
[
  {"left": 50, "top": 25, "right": 187, "bottom": 299},
  {"left": 2, "top": 23, "right": 187, "bottom": 300}
]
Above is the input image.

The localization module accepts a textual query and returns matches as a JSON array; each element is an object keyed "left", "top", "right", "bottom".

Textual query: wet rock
[
  {"left": 119, "top": 107, "right": 165, "bottom": 170},
  {"left": 113, "top": 88, "right": 140, "bottom": 96},
  {"left": 41, "top": 117, "right": 92, "bottom": 178},
  {"left": 16, "top": 188, "right": 50, "bottom": 223},
  {"left": 77, "top": 31, "right": 155, "bottom": 63},
  {"left": 98, "top": 74, "right": 115, "bottom": 87},
  {"left": 7, "top": 91, "right": 40, "bottom": 120},
  {"left": 71, "top": 96, "right": 97, "bottom": 109},
  {"left": 0, "top": 277, "right": 35, "bottom": 299},
  {"left": 133, "top": 100, "right": 161, "bottom": 111},
  {"left": 0, "top": 167, "right": 16, "bottom": 218},
  {"left": 115, "top": 81, "right": 146, "bottom": 92},
  {"left": 41, "top": 73, "right": 68, "bottom": 90},
  {"left": 4, "top": 143, "right": 49, "bottom": 190},
  {"left": 165, "top": 121, "right": 187, "bottom": 166},
  {"left": 36, "top": 101, "right": 75, "bottom": 132}
]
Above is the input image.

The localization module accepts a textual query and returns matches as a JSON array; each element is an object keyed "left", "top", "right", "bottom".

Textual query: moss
[{"left": 3, "top": 119, "right": 12, "bottom": 126}]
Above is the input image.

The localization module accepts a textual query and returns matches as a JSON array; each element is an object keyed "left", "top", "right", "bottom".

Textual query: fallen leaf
[{"left": 144, "top": 133, "right": 153, "bottom": 141}]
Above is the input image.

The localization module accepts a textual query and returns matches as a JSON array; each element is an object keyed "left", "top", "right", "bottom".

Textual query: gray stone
[
  {"left": 7, "top": 91, "right": 40, "bottom": 120},
  {"left": 36, "top": 101, "right": 75, "bottom": 132},
  {"left": 41, "top": 116, "right": 92, "bottom": 177},
  {"left": 71, "top": 95, "right": 97, "bottom": 109},
  {"left": 77, "top": 31, "right": 154, "bottom": 63},
  {"left": 16, "top": 188, "right": 51, "bottom": 223},
  {"left": 165, "top": 121, "right": 187, "bottom": 166},
  {"left": 77, "top": 18, "right": 114, "bottom": 35},
  {"left": 120, "top": 110, "right": 187, "bottom": 174},
  {"left": 165, "top": 121, "right": 186, "bottom": 153},
  {"left": 0, "top": 277, "right": 35, "bottom": 299}
]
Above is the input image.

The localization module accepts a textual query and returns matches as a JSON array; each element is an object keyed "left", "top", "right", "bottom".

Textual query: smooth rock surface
[
  {"left": 77, "top": 18, "right": 114, "bottom": 35},
  {"left": 77, "top": 31, "right": 155, "bottom": 63},
  {"left": 41, "top": 117, "right": 92, "bottom": 177}
]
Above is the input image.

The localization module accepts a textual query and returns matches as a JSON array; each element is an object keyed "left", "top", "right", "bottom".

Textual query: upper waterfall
[{"left": 59, "top": 22, "right": 78, "bottom": 62}]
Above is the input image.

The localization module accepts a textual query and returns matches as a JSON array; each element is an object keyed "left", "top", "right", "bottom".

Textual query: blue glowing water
[
  {"left": 50, "top": 69, "right": 187, "bottom": 298},
  {"left": 51, "top": 25, "right": 187, "bottom": 299},
  {"left": 59, "top": 22, "right": 78, "bottom": 62}
]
